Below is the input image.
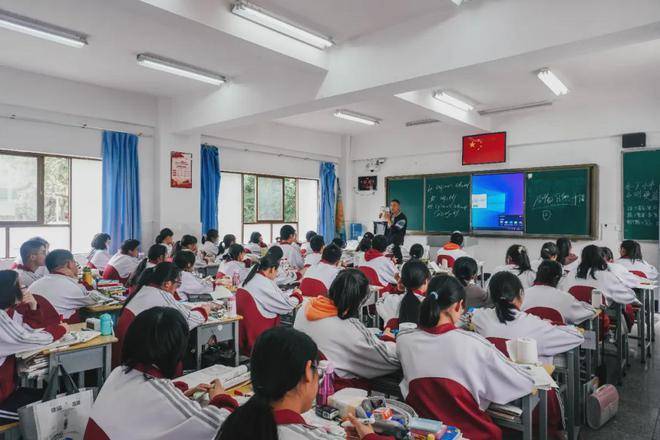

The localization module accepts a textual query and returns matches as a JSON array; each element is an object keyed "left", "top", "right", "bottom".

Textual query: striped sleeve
[{"left": 0, "top": 311, "right": 57, "bottom": 357}]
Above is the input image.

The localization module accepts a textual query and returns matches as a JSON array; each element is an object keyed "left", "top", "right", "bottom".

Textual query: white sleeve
[
  {"left": 338, "top": 319, "right": 401, "bottom": 378},
  {"left": 380, "top": 260, "right": 399, "bottom": 285},
  {"left": 601, "top": 271, "right": 639, "bottom": 305},
  {"left": 376, "top": 294, "right": 402, "bottom": 323},
  {"left": 290, "top": 248, "right": 305, "bottom": 270},
  {"left": 179, "top": 273, "right": 213, "bottom": 296},
  {"left": 561, "top": 295, "right": 597, "bottom": 325},
  {"left": 261, "top": 283, "right": 300, "bottom": 315},
  {"left": 481, "top": 344, "right": 535, "bottom": 407},
  {"left": 642, "top": 261, "right": 658, "bottom": 280},
  {"left": 162, "top": 293, "right": 207, "bottom": 329},
  {"left": 535, "top": 322, "right": 584, "bottom": 357},
  {"left": 69, "top": 286, "right": 101, "bottom": 307},
  {"left": 0, "top": 314, "right": 55, "bottom": 356}
]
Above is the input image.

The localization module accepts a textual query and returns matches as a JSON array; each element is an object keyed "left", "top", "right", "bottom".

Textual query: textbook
[{"left": 179, "top": 364, "right": 250, "bottom": 391}]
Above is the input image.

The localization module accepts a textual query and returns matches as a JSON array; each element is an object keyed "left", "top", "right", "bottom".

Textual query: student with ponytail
[
  {"left": 353, "top": 233, "right": 373, "bottom": 267},
  {"left": 218, "top": 244, "right": 248, "bottom": 281},
  {"left": 172, "top": 235, "right": 205, "bottom": 268},
  {"left": 155, "top": 228, "right": 174, "bottom": 257},
  {"left": 267, "top": 246, "right": 299, "bottom": 285},
  {"left": 173, "top": 250, "right": 214, "bottom": 300},
  {"left": 304, "top": 235, "right": 325, "bottom": 267},
  {"left": 556, "top": 237, "right": 578, "bottom": 271},
  {"left": 244, "top": 231, "right": 267, "bottom": 255},
  {"left": 376, "top": 260, "right": 430, "bottom": 328},
  {"left": 453, "top": 256, "right": 490, "bottom": 309},
  {"left": 616, "top": 239, "right": 658, "bottom": 279},
  {"left": 217, "top": 234, "right": 237, "bottom": 257},
  {"left": 397, "top": 274, "right": 533, "bottom": 440},
  {"left": 408, "top": 244, "right": 425, "bottom": 261},
  {"left": 490, "top": 244, "right": 536, "bottom": 289},
  {"left": 530, "top": 241, "right": 558, "bottom": 272},
  {"left": 127, "top": 244, "right": 167, "bottom": 291},
  {"left": 300, "top": 230, "right": 317, "bottom": 256},
  {"left": 200, "top": 229, "right": 220, "bottom": 262},
  {"left": 103, "top": 239, "right": 141, "bottom": 285}
]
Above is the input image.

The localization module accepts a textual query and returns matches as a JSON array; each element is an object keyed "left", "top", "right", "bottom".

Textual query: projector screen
[{"left": 471, "top": 172, "right": 524, "bottom": 232}]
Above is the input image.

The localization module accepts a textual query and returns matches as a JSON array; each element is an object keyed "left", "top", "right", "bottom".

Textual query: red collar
[
  {"left": 364, "top": 249, "right": 383, "bottom": 261},
  {"left": 133, "top": 363, "right": 165, "bottom": 378},
  {"left": 413, "top": 289, "right": 426, "bottom": 296},
  {"left": 273, "top": 409, "right": 306, "bottom": 426},
  {"left": 421, "top": 323, "right": 456, "bottom": 335},
  {"left": 532, "top": 282, "right": 548, "bottom": 286}
]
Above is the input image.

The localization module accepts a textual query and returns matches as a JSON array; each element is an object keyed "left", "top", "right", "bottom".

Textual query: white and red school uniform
[
  {"left": 272, "top": 409, "right": 391, "bottom": 440},
  {"left": 304, "top": 252, "right": 322, "bottom": 267},
  {"left": 376, "top": 290, "right": 424, "bottom": 326},
  {"left": 14, "top": 265, "right": 44, "bottom": 288},
  {"left": 293, "top": 298, "right": 400, "bottom": 386},
  {"left": 87, "top": 249, "right": 111, "bottom": 272},
  {"left": 616, "top": 258, "right": 658, "bottom": 280},
  {"left": 301, "top": 261, "right": 342, "bottom": 291},
  {"left": 436, "top": 243, "right": 470, "bottom": 263},
  {"left": 472, "top": 308, "right": 584, "bottom": 364},
  {"left": 242, "top": 273, "right": 302, "bottom": 319},
  {"left": 362, "top": 249, "right": 399, "bottom": 286},
  {"left": 29, "top": 274, "right": 99, "bottom": 322},
  {"left": 177, "top": 271, "right": 213, "bottom": 301},
  {"left": 522, "top": 283, "right": 596, "bottom": 325},
  {"left": 560, "top": 268, "right": 639, "bottom": 305},
  {"left": 200, "top": 241, "right": 220, "bottom": 260},
  {"left": 0, "top": 309, "right": 66, "bottom": 405},
  {"left": 397, "top": 324, "right": 534, "bottom": 440},
  {"left": 490, "top": 264, "right": 536, "bottom": 290},
  {"left": 352, "top": 251, "right": 366, "bottom": 268},
  {"left": 83, "top": 365, "right": 238, "bottom": 440},
  {"left": 218, "top": 260, "right": 248, "bottom": 281},
  {"left": 121, "top": 286, "right": 207, "bottom": 331},
  {"left": 103, "top": 253, "right": 140, "bottom": 284},
  {"left": 280, "top": 242, "right": 305, "bottom": 270},
  {"left": 300, "top": 241, "right": 312, "bottom": 256},
  {"left": 244, "top": 242, "right": 265, "bottom": 255},
  {"left": 276, "top": 259, "right": 299, "bottom": 286}
]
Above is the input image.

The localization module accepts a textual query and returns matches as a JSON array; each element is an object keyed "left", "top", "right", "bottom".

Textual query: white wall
[{"left": 349, "top": 97, "right": 660, "bottom": 270}]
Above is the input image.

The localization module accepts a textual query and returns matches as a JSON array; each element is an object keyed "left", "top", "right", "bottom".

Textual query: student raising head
[
  {"left": 300, "top": 230, "right": 317, "bottom": 256},
  {"left": 278, "top": 225, "right": 304, "bottom": 270},
  {"left": 616, "top": 240, "right": 658, "bottom": 279},
  {"left": 127, "top": 244, "right": 168, "bottom": 290},
  {"left": 218, "top": 234, "right": 237, "bottom": 256},
  {"left": 304, "top": 235, "right": 325, "bottom": 267},
  {"left": 436, "top": 231, "right": 470, "bottom": 267},
  {"left": 15, "top": 238, "right": 48, "bottom": 287},
  {"left": 490, "top": 244, "right": 535, "bottom": 289},
  {"left": 530, "top": 241, "right": 558, "bottom": 271},
  {"left": 353, "top": 234, "right": 373, "bottom": 267},
  {"left": 294, "top": 269, "right": 401, "bottom": 392},
  {"left": 376, "top": 260, "right": 429, "bottom": 329},
  {"left": 87, "top": 233, "right": 112, "bottom": 272},
  {"left": 172, "top": 235, "right": 207, "bottom": 269},
  {"left": 453, "top": 256, "right": 490, "bottom": 309},
  {"left": 86, "top": 307, "right": 236, "bottom": 439},
  {"left": 362, "top": 234, "right": 400, "bottom": 288},
  {"left": 522, "top": 260, "right": 596, "bottom": 325},
  {"left": 556, "top": 237, "right": 578, "bottom": 270},
  {"left": 245, "top": 231, "right": 267, "bottom": 255},
  {"left": 218, "top": 244, "right": 247, "bottom": 282},
  {"left": 104, "top": 239, "right": 141, "bottom": 285},
  {"left": 300, "top": 244, "right": 343, "bottom": 294},
  {"left": 266, "top": 245, "right": 298, "bottom": 286},
  {"left": 396, "top": 274, "right": 533, "bottom": 440},
  {"left": 155, "top": 228, "right": 174, "bottom": 256},
  {"left": 174, "top": 250, "right": 214, "bottom": 300},
  {"left": 200, "top": 229, "right": 220, "bottom": 262}
]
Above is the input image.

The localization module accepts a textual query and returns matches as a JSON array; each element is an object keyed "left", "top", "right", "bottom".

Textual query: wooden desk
[
  {"left": 194, "top": 315, "right": 242, "bottom": 370},
  {"left": 0, "top": 421, "right": 19, "bottom": 440},
  {"left": 83, "top": 303, "right": 123, "bottom": 314}
]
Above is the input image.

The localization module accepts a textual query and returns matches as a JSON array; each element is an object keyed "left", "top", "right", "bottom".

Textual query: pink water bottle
[
  {"left": 316, "top": 360, "right": 335, "bottom": 406},
  {"left": 232, "top": 271, "right": 240, "bottom": 287}
]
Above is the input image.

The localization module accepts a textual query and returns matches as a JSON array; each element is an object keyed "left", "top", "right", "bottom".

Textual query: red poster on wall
[
  {"left": 462, "top": 132, "right": 507, "bottom": 165},
  {"left": 170, "top": 151, "right": 192, "bottom": 188}
]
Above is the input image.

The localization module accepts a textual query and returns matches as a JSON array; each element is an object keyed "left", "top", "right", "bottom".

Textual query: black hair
[
  {"left": 280, "top": 225, "right": 296, "bottom": 241},
  {"left": 390, "top": 199, "right": 401, "bottom": 205},
  {"left": 328, "top": 269, "right": 369, "bottom": 319},
  {"left": 155, "top": 228, "right": 174, "bottom": 244},
  {"left": 120, "top": 239, "right": 140, "bottom": 254},
  {"left": 399, "top": 260, "right": 431, "bottom": 324},
  {"left": 27, "top": 237, "right": 49, "bottom": 248},
  {"left": 173, "top": 250, "right": 196, "bottom": 271},
  {"left": 600, "top": 246, "right": 614, "bottom": 262},
  {"left": 305, "top": 231, "right": 317, "bottom": 242},
  {"left": 489, "top": 271, "right": 524, "bottom": 323},
  {"left": 45, "top": 249, "right": 74, "bottom": 272},
  {"left": 534, "top": 260, "right": 563, "bottom": 288},
  {"left": 556, "top": 237, "right": 572, "bottom": 266},
  {"left": 409, "top": 244, "right": 424, "bottom": 260},
  {"left": 122, "top": 307, "right": 189, "bottom": 379},
  {"left": 321, "top": 244, "right": 342, "bottom": 265},
  {"left": 249, "top": 232, "right": 262, "bottom": 244},
  {"left": 0, "top": 270, "right": 23, "bottom": 309},
  {"left": 506, "top": 244, "right": 532, "bottom": 275},
  {"left": 125, "top": 262, "right": 182, "bottom": 310},
  {"left": 372, "top": 235, "right": 388, "bottom": 253},
  {"left": 576, "top": 245, "right": 608, "bottom": 280},
  {"left": 242, "top": 254, "right": 280, "bottom": 287},
  {"left": 620, "top": 240, "right": 643, "bottom": 262},
  {"left": 218, "top": 234, "right": 237, "bottom": 254},
  {"left": 128, "top": 244, "right": 168, "bottom": 287},
  {"left": 91, "top": 233, "right": 111, "bottom": 251},
  {"left": 217, "top": 327, "right": 318, "bottom": 440},
  {"left": 310, "top": 235, "right": 325, "bottom": 253},
  {"left": 222, "top": 244, "right": 245, "bottom": 262},
  {"left": 363, "top": 232, "right": 374, "bottom": 240},
  {"left": 539, "top": 242, "right": 558, "bottom": 260},
  {"left": 173, "top": 235, "right": 197, "bottom": 254},
  {"left": 331, "top": 237, "right": 345, "bottom": 249},
  {"left": 357, "top": 236, "right": 372, "bottom": 252},
  {"left": 419, "top": 274, "right": 465, "bottom": 328},
  {"left": 265, "top": 245, "right": 283, "bottom": 261},
  {"left": 20, "top": 239, "right": 46, "bottom": 265},
  {"left": 202, "top": 229, "right": 219, "bottom": 244},
  {"left": 452, "top": 256, "right": 478, "bottom": 287},
  {"left": 450, "top": 232, "right": 464, "bottom": 246}
]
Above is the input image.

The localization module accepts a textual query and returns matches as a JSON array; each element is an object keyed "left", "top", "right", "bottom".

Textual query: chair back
[
  {"left": 486, "top": 337, "right": 510, "bottom": 357},
  {"left": 299, "top": 278, "right": 328, "bottom": 297},
  {"left": 526, "top": 306, "right": 565, "bottom": 325},
  {"left": 236, "top": 288, "right": 280, "bottom": 356},
  {"left": 436, "top": 254, "right": 456, "bottom": 268},
  {"left": 32, "top": 294, "right": 62, "bottom": 327},
  {"left": 568, "top": 285, "right": 594, "bottom": 303},
  {"left": 359, "top": 266, "right": 385, "bottom": 287}
]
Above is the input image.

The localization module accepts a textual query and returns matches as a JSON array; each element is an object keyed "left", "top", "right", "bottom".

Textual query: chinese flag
[{"left": 462, "top": 132, "right": 506, "bottom": 165}]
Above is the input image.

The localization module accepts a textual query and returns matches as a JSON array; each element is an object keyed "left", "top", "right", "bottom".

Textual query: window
[
  {"left": 219, "top": 172, "right": 318, "bottom": 244},
  {"left": 0, "top": 151, "right": 102, "bottom": 258}
]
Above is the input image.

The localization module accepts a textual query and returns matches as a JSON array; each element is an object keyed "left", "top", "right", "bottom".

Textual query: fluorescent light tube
[
  {"left": 232, "top": 1, "right": 333, "bottom": 50},
  {"left": 537, "top": 68, "right": 568, "bottom": 96},
  {"left": 432, "top": 91, "right": 474, "bottom": 111},
  {"left": 136, "top": 54, "right": 226, "bottom": 86},
  {"left": 0, "top": 8, "right": 87, "bottom": 48},
  {"left": 334, "top": 110, "right": 381, "bottom": 126}
]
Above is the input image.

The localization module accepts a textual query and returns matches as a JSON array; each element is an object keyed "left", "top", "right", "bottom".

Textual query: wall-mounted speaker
[{"left": 622, "top": 132, "right": 646, "bottom": 149}]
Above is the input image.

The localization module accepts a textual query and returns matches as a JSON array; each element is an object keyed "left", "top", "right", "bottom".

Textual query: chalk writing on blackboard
[
  {"left": 531, "top": 192, "right": 586, "bottom": 211},
  {"left": 426, "top": 181, "right": 469, "bottom": 219}
]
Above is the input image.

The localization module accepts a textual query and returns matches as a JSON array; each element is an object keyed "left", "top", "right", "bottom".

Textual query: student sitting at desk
[
  {"left": 155, "top": 228, "right": 175, "bottom": 257},
  {"left": 218, "top": 234, "right": 237, "bottom": 259},
  {"left": 14, "top": 238, "right": 48, "bottom": 288},
  {"left": 29, "top": 250, "right": 101, "bottom": 324},
  {"left": 244, "top": 231, "right": 267, "bottom": 255},
  {"left": 218, "top": 326, "right": 388, "bottom": 440},
  {"left": 200, "top": 229, "right": 220, "bottom": 263},
  {"left": 408, "top": 243, "right": 425, "bottom": 261},
  {"left": 436, "top": 231, "right": 470, "bottom": 267},
  {"left": 300, "top": 230, "right": 317, "bottom": 256},
  {"left": 453, "top": 257, "right": 490, "bottom": 309},
  {"left": 377, "top": 260, "right": 430, "bottom": 329},
  {"left": 241, "top": 255, "right": 303, "bottom": 319},
  {"left": 87, "top": 233, "right": 112, "bottom": 272},
  {"left": 279, "top": 225, "right": 305, "bottom": 271},
  {"left": 174, "top": 251, "right": 214, "bottom": 301},
  {"left": 616, "top": 240, "right": 658, "bottom": 280},
  {"left": 127, "top": 244, "right": 168, "bottom": 293},
  {"left": 218, "top": 244, "right": 248, "bottom": 281},
  {"left": 85, "top": 307, "right": 236, "bottom": 440},
  {"left": 267, "top": 246, "right": 299, "bottom": 286},
  {"left": 103, "top": 239, "right": 140, "bottom": 285},
  {"left": 0, "top": 270, "right": 68, "bottom": 424},
  {"left": 173, "top": 235, "right": 205, "bottom": 269},
  {"left": 530, "top": 241, "right": 558, "bottom": 272},
  {"left": 12, "top": 237, "right": 49, "bottom": 272},
  {"left": 523, "top": 260, "right": 596, "bottom": 325},
  {"left": 397, "top": 275, "right": 534, "bottom": 440},
  {"left": 300, "top": 245, "right": 343, "bottom": 293},
  {"left": 361, "top": 235, "right": 400, "bottom": 288},
  {"left": 557, "top": 237, "right": 579, "bottom": 272},
  {"left": 490, "top": 245, "right": 536, "bottom": 290},
  {"left": 304, "top": 235, "right": 325, "bottom": 267},
  {"left": 600, "top": 247, "right": 642, "bottom": 287}
]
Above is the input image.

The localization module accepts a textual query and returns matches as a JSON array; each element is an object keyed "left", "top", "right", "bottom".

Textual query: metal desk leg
[
  {"left": 233, "top": 321, "right": 240, "bottom": 367},
  {"left": 566, "top": 349, "right": 576, "bottom": 440},
  {"left": 522, "top": 394, "right": 533, "bottom": 440},
  {"left": 639, "top": 289, "right": 647, "bottom": 363},
  {"left": 539, "top": 388, "right": 548, "bottom": 440},
  {"left": 196, "top": 330, "right": 203, "bottom": 370},
  {"left": 103, "top": 343, "right": 111, "bottom": 384}
]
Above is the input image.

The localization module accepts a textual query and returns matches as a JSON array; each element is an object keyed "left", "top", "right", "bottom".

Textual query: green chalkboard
[
  {"left": 623, "top": 150, "right": 660, "bottom": 240},
  {"left": 387, "top": 178, "right": 424, "bottom": 231},
  {"left": 425, "top": 175, "right": 471, "bottom": 233},
  {"left": 525, "top": 168, "right": 591, "bottom": 236}
]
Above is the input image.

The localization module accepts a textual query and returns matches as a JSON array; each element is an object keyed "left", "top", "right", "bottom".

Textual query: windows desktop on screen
[{"left": 471, "top": 173, "right": 524, "bottom": 232}]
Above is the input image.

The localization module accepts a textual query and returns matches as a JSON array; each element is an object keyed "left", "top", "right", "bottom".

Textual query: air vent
[
  {"left": 478, "top": 100, "right": 552, "bottom": 116},
  {"left": 405, "top": 118, "right": 440, "bottom": 127}
]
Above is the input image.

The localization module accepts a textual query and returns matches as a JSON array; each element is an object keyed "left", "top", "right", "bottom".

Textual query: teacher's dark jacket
[{"left": 386, "top": 212, "right": 408, "bottom": 246}]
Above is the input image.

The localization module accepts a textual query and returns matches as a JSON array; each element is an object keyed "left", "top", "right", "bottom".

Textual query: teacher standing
[{"left": 382, "top": 199, "right": 407, "bottom": 263}]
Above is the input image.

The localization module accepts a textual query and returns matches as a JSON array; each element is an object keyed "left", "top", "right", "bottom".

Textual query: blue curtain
[
  {"left": 318, "top": 162, "right": 336, "bottom": 243},
  {"left": 102, "top": 131, "right": 142, "bottom": 254},
  {"left": 200, "top": 144, "right": 221, "bottom": 234}
]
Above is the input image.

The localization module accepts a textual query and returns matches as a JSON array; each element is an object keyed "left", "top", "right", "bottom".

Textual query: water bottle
[
  {"left": 227, "top": 295, "right": 237, "bottom": 317},
  {"left": 316, "top": 360, "right": 335, "bottom": 406},
  {"left": 232, "top": 271, "right": 240, "bottom": 287},
  {"left": 99, "top": 313, "right": 113, "bottom": 336}
]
